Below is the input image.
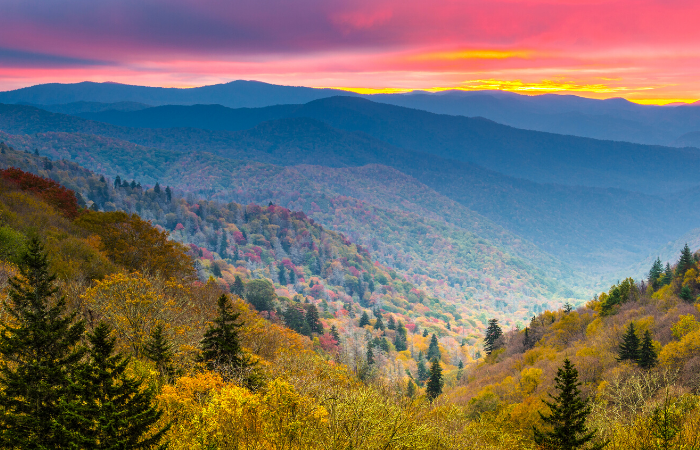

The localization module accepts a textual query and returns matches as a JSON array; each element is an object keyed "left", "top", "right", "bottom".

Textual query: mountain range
[
  {"left": 3, "top": 80, "right": 700, "bottom": 146},
  {"left": 2, "top": 80, "right": 700, "bottom": 302}
]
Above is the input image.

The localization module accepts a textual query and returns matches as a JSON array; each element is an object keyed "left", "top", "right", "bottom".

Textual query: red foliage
[{"left": 0, "top": 167, "right": 81, "bottom": 219}]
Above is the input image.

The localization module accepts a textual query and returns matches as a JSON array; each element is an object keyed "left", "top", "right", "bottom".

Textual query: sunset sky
[{"left": 1, "top": 0, "right": 699, "bottom": 104}]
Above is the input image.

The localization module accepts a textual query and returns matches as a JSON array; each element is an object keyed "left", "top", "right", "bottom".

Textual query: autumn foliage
[{"left": 0, "top": 167, "right": 81, "bottom": 218}]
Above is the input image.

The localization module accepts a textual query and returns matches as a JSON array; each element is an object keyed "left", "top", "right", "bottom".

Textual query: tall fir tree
[
  {"left": 677, "top": 243, "right": 695, "bottom": 277},
  {"left": 387, "top": 315, "right": 396, "bottom": 330},
  {"left": 534, "top": 359, "right": 605, "bottom": 450},
  {"left": 198, "top": 294, "right": 254, "bottom": 381},
  {"left": 231, "top": 275, "right": 245, "bottom": 297},
  {"left": 427, "top": 334, "right": 441, "bottom": 362},
  {"left": 416, "top": 358, "right": 429, "bottom": 383},
  {"left": 143, "top": 324, "right": 176, "bottom": 381},
  {"left": 359, "top": 311, "right": 371, "bottom": 327},
  {"left": 0, "top": 237, "right": 85, "bottom": 449},
  {"left": 68, "top": 322, "right": 168, "bottom": 449},
  {"left": 422, "top": 328, "right": 429, "bottom": 337},
  {"left": 330, "top": 325, "right": 341, "bottom": 343},
  {"left": 394, "top": 321, "right": 408, "bottom": 351},
  {"left": 366, "top": 345, "right": 375, "bottom": 365},
  {"left": 305, "top": 304, "right": 324, "bottom": 334},
  {"left": 638, "top": 330, "right": 658, "bottom": 370},
  {"left": 661, "top": 263, "right": 674, "bottom": 286},
  {"left": 283, "top": 305, "right": 306, "bottom": 334},
  {"left": 618, "top": 323, "right": 640, "bottom": 362},
  {"left": 484, "top": 318, "right": 503, "bottom": 355},
  {"left": 373, "top": 315, "right": 385, "bottom": 331},
  {"left": 426, "top": 360, "right": 444, "bottom": 401},
  {"left": 649, "top": 257, "right": 664, "bottom": 289}
]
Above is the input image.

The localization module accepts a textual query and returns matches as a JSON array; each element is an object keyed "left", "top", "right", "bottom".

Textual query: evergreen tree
[
  {"left": 0, "top": 237, "right": 85, "bottom": 448},
  {"left": 328, "top": 325, "right": 340, "bottom": 343},
  {"left": 387, "top": 315, "right": 396, "bottom": 330},
  {"left": 153, "top": 182, "right": 161, "bottom": 194},
  {"left": 677, "top": 243, "right": 695, "bottom": 277},
  {"left": 69, "top": 322, "right": 168, "bottom": 449},
  {"left": 164, "top": 186, "right": 172, "bottom": 203},
  {"left": 379, "top": 337, "right": 390, "bottom": 352},
  {"left": 649, "top": 257, "right": 664, "bottom": 289},
  {"left": 406, "top": 379, "right": 417, "bottom": 398},
  {"left": 564, "top": 302, "right": 573, "bottom": 313},
  {"left": 198, "top": 294, "right": 253, "bottom": 381},
  {"left": 523, "top": 326, "right": 534, "bottom": 350},
  {"left": 426, "top": 360, "right": 444, "bottom": 401},
  {"left": 305, "top": 304, "right": 324, "bottom": 334},
  {"left": 679, "top": 285, "right": 693, "bottom": 302},
  {"left": 484, "top": 318, "right": 503, "bottom": 355},
  {"left": 618, "top": 322, "right": 640, "bottom": 362},
  {"left": 638, "top": 330, "right": 658, "bottom": 370},
  {"left": 359, "top": 311, "right": 371, "bottom": 327},
  {"left": 283, "top": 305, "right": 306, "bottom": 334},
  {"left": 114, "top": 175, "right": 122, "bottom": 189},
  {"left": 422, "top": 328, "right": 429, "bottom": 337},
  {"left": 427, "top": 334, "right": 441, "bottom": 362},
  {"left": 231, "top": 275, "right": 245, "bottom": 297},
  {"left": 662, "top": 263, "right": 674, "bottom": 286},
  {"left": 416, "top": 357, "right": 430, "bottom": 383},
  {"left": 143, "top": 324, "right": 176, "bottom": 381},
  {"left": 534, "top": 359, "right": 604, "bottom": 450},
  {"left": 366, "top": 345, "right": 375, "bottom": 365},
  {"left": 218, "top": 233, "right": 229, "bottom": 259},
  {"left": 373, "top": 314, "right": 385, "bottom": 331},
  {"left": 278, "top": 264, "right": 287, "bottom": 285},
  {"left": 394, "top": 321, "right": 408, "bottom": 351}
]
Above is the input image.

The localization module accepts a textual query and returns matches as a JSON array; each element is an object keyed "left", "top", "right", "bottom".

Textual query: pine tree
[
  {"left": 422, "top": 328, "right": 429, "bottom": 337},
  {"left": 366, "top": 345, "right": 375, "bottom": 365},
  {"left": 680, "top": 285, "right": 693, "bottom": 302},
  {"left": 416, "top": 357, "right": 430, "bottom": 382},
  {"left": 677, "top": 243, "right": 695, "bottom": 277},
  {"left": 198, "top": 294, "right": 254, "bottom": 381},
  {"left": 406, "top": 379, "right": 417, "bottom": 398},
  {"left": 143, "top": 324, "right": 176, "bottom": 381},
  {"left": 638, "top": 330, "right": 658, "bottom": 370},
  {"left": 649, "top": 257, "right": 664, "bottom": 289},
  {"left": 219, "top": 233, "right": 229, "bottom": 259},
  {"left": 426, "top": 360, "right": 444, "bottom": 401},
  {"left": 278, "top": 265, "right": 287, "bottom": 285},
  {"left": 394, "top": 321, "right": 408, "bottom": 351},
  {"left": 114, "top": 175, "right": 122, "bottom": 189},
  {"left": 523, "top": 326, "right": 534, "bottom": 350},
  {"left": 283, "top": 305, "right": 306, "bottom": 334},
  {"left": 359, "top": 311, "right": 370, "bottom": 327},
  {"left": 305, "top": 304, "right": 323, "bottom": 334},
  {"left": 164, "top": 186, "right": 172, "bottom": 203},
  {"left": 69, "top": 322, "right": 168, "bottom": 449},
  {"left": 231, "top": 275, "right": 245, "bottom": 297},
  {"left": 618, "top": 322, "right": 640, "bottom": 362},
  {"left": 330, "top": 325, "right": 340, "bottom": 343},
  {"left": 387, "top": 315, "right": 396, "bottom": 330},
  {"left": 153, "top": 182, "right": 161, "bottom": 194},
  {"left": 373, "top": 315, "right": 385, "bottom": 331},
  {"left": 0, "top": 237, "right": 86, "bottom": 448},
  {"left": 427, "top": 334, "right": 441, "bottom": 362},
  {"left": 534, "top": 359, "right": 604, "bottom": 450},
  {"left": 484, "top": 318, "right": 503, "bottom": 355},
  {"left": 662, "top": 263, "right": 674, "bottom": 286}
]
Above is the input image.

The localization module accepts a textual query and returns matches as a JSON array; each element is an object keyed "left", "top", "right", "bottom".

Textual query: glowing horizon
[{"left": 1, "top": 0, "right": 700, "bottom": 105}]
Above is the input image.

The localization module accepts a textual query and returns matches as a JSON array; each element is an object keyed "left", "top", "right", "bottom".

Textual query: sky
[{"left": 1, "top": 0, "right": 700, "bottom": 104}]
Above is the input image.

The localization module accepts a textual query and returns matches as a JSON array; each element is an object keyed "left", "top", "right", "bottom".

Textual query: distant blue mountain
[{"left": 3, "top": 80, "right": 700, "bottom": 145}]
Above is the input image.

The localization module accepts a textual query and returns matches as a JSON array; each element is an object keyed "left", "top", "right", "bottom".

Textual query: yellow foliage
[
  {"left": 659, "top": 328, "right": 700, "bottom": 367},
  {"left": 671, "top": 314, "right": 700, "bottom": 339},
  {"left": 519, "top": 368, "right": 543, "bottom": 396}
]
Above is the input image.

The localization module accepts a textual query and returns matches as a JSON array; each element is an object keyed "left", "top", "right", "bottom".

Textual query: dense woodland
[{"left": 0, "top": 158, "right": 699, "bottom": 448}]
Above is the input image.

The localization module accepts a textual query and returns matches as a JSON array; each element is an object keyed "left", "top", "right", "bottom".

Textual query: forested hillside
[{"left": 1, "top": 163, "right": 700, "bottom": 449}]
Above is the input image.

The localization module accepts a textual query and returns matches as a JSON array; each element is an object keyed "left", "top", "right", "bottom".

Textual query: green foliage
[
  {"left": 143, "top": 324, "right": 176, "bottom": 381},
  {"left": 649, "top": 257, "right": 663, "bottom": 289},
  {"left": 618, "top": 322, "right": 640, "bottom": 362},
  {"left": 428, "top": 333, "right": 441, "bottom": 362},
  {"left": 638, "top": 330, "right": 658, "bottom": 370},
  {"left": 533, "top": 359, "right": 604, "bottom": 450},
  {"left": 69, "top": 322, "right": 168, "bottom": 449},
  {"left": 198, "top": 294, "right": 255, "bottom": 383},
  {"left": 0, "top": 237, "right": 86, "bottom": 448},
  {"left": 426, "top": 360, "right": 444, "bottom": 401},
  {"left": 676, "top": 243, "right": 694, "bottom": 278},
  {"left": 484, "top": 318, "right": 503, "bottom": 355},
  {"left": 359, "top": 311, "right": 370, "bottom": 327},
  {"left": 245, "top": 279, "right": 276, "bottom": 312},
  {"left": 601, "top": 277, "right": 636, "bottom": 315}
]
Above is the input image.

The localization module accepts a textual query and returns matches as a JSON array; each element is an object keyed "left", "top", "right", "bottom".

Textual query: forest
[{"left": 0, "top": 155, "right": 699, "bottom": 449}]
